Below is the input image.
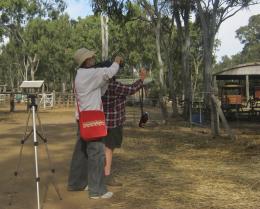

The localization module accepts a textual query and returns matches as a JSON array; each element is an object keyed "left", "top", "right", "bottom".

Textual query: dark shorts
[{"left": 103, "top": 126, "right": 123, "bottom": 149}]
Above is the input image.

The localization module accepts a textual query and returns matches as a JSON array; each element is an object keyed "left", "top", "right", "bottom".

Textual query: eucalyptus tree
[
  {"left": 156, "top": 7, "right": 179, "bottom": 116},
  {"left": 44, "top": 13, "right": 156, "bottom": 90},
  {"left": 0, "top": 46, "right": 20, "bottom": 90},
  {"left": 107, "top": 4, "right": 156, "bottom": 71},
  {"left": 70, "top": 14, "right": 110, "bottom": 73},
  {"left": 91, "top": 0, "right": 156, "bottom": 66},
  {"left": 31, "top": 15, "right": 76, "bottom": 91},
  {"left": 92, "top": 0, "right": 173, "bottom": 121},
  {"left": 138, "top": 0, "right": 172, "bottom": 121},
  {"left": 189, "top": 22, "right": 203, "bottom": 100},
  {"left": 236, "top": 14, "right": 260, "bottom": 63},
  {"left": 0, "top": 0, "right": 66, "bottom": 81},
  {"left": 194, "top": 0, "right": 259, "bottom": 135},
  {"left": 71, "top": 14, "right": 156, "bottom": 88},
  {"left": 170, "top": 0, "right": 194, "bottom": 119}
]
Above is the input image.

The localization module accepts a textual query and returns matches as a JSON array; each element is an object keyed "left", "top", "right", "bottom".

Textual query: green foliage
[
  {"left": 31, "top": 16, "right": 75, "bottom": 88},
  {"left": 0, "top": 0, "right": 66, "bottom": 29},
  {"left": 236, "top": 14, "right": 260, "bottom": 62},
  {"left": 0, "top": 0, "right": 67, "bottom": 89},
  {"left": 236, "top": 14, "right": 260, "bottom": 45},
  {"left": 0, "top": 11, "right": 158, "bottom": 90},
  {"left": 0, "top": 0, "right": 206, "bottom": 98},
  {"left": 91, "top": 0, "right": 136, "bottom": 23}
]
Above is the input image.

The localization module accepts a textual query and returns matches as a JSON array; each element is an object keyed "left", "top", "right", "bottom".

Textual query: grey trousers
[{"left": 68, "top": 126, "right": 107, "bottom": 196}]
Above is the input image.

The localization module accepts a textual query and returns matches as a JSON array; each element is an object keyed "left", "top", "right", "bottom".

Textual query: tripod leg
[
  {"left": 41, "top": 176, "right": 50, "bottom": 205},
  {"left": 15, "top": 111, "right": 32, "bottom": 174},
  {"left": 15, "top": 129, "right": 33, "bottom": 176},
  {"left": 9, "top": 110, "right": 32, "bottom": 206},
  {"left": 36, "top": 111, "right": 62, "bottom": 201},
  {"left": 32, "top": 106, "right": 41, "bottom": 209}
]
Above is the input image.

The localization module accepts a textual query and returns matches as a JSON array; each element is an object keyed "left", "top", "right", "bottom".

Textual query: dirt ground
[{"left": 0, "top": 104, "right": 260, "bottom": 209}]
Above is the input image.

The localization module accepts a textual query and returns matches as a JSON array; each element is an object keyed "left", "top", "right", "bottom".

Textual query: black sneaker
[{"left": 67, "top": 185, "right": 88, "bottom": 191}]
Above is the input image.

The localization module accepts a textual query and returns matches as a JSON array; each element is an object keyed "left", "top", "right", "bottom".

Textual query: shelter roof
[{"left": 214, "top": 62, "right": 260, "bottom": 80}]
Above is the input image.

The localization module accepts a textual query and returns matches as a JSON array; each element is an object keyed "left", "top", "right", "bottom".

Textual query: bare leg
[{"left": 104, "top": 146, "right": 113, "bottom": 176}]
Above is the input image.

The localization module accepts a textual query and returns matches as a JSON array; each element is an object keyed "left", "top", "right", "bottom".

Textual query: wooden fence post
[{"left": 52, "top": 90, "right": 56, "bottom": 108}]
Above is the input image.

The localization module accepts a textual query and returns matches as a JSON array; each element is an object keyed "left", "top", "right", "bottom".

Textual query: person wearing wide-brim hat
[{"left": 68, "top": 47, "right": 123, "bottom": 199}]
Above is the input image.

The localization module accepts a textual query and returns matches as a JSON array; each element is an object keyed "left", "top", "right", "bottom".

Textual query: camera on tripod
[
  {"left": 10, "top": 79, "right": 62, "bottom": 209},
  {"left": 20, "top": 80, "right": 44, "bottom": 108}
]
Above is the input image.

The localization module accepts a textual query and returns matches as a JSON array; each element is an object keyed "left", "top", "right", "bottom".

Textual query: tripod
[{"left": 9, "top": 94, "right": 62, "bottom": 209}]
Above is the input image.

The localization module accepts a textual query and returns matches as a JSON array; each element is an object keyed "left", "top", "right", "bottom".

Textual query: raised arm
[
  {"left": 112, "top": 68, "right": 147, "bottom": 96},
  {"left": 100, "top": 56, "right": 123, "bottom": 81}
]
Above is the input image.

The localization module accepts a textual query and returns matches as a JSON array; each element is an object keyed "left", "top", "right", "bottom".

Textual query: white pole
[
  {"left": 105, "top": 16, "right": 109, "bottom": 59},
  {"left": 101, "top": 15, "right": 105, "bottom": 61},
  {"left": 32, "top": 105, "right": 41, "bottom": 209},
  {"left": 101, "top": 15, "right": 109, "bottom": 61}
]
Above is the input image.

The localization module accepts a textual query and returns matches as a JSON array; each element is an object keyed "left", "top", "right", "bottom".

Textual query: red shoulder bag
[{"left": 75, "top": 88, "right": 107, "bottom": 141}]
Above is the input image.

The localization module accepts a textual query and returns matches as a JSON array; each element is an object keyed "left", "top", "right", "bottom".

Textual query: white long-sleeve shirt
[{"left": 75, "top": 62, "right": 119, "bottom": 118}]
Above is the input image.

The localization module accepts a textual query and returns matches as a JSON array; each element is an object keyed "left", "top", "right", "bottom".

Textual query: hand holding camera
[
  {"left": 93, "top": 56, "right": 124, "bottom": 69},
  {"left": 114, "top": 56, "right": 124, "bottom": 66},
  {"left": 139, "top": 68, "right": 147, "bottom": 81}
]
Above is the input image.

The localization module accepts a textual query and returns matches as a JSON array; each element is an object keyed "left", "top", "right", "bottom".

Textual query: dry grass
[
  {"left": 0, "top": 105, "right": 259, "bottom": 209},
  {"left": 113, "top": 121, "right": 260, "bottom": 209}
]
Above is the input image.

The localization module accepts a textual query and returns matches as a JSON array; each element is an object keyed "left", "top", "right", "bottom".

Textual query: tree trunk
[
  {"left": 23, "top": 56, "right": 29, "bottom": 81},
  {"left": 202, "top": 33, "right": 220, "bottom": 136},
  {"left": 30, "top": 54, "right": 39, "bottom": 81},
  {"left": 191, "top": 57, "right": 201, "bottom": 100},
  {"left": 8, "top": 64, "right": 14, "bottom": 90},
  {"left": 10, "top": 92, "right": 15, "bottom": 112},
  {"left": 195, "top": 0, "right": 220, "bottom": 136},
  {"left": 62, "top": 82, "right": 66, "bottom": 93},
  {"left": 31, "top": 68, "right": 35, "bottom": 81},
  {"left": 182, "top": 33, "right": 192, "bottom": 120},
  {"left": 173, "top": 2, "right": 192, "bottom": 120},
  {"left": 155, "top": 14, "right": 168, "bottom": 122},
  {"left": 211, "top": 95, "right": 235, "bottom": 140},
  {"left": 24, "top": 54, "right": 39, "bottom": 81},
  {"left": 167, "top": 58, "right": 178, "bottom": 117},
  {"left": 203, "top": 43, "right": 213, "bottom": 105}
]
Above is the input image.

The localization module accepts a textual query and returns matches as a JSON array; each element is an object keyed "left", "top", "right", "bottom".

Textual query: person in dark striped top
[{"left": 102, "top": 68, "right": 147, "bottom": 186}]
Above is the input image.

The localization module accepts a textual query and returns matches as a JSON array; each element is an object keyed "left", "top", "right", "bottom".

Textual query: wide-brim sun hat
[{"left": 74, "top": 48, "right": 96, "bottom": 67}]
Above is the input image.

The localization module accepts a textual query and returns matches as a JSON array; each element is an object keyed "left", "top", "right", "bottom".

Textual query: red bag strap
[{"left": 74, "top": 81, "right": 81, "bottom": 117}]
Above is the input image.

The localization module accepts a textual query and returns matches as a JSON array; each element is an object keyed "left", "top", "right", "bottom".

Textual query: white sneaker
[
  {"left": 84, "top": 185, "right": 88, "bottom": 191},
  {"left": 90, "top": 191, "right": 113, "bottom": 199},
  {"left": 101, "top": 192, "right": 113, "bottom": 199}
]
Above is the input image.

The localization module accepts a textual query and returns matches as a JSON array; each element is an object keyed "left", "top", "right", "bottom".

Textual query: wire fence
[{"left": 1, "top": 91, "right": 259, "bottom": 123}]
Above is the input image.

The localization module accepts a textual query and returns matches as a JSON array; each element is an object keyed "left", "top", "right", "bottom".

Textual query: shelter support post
[{"left": 246, "top": 75, "right": 249, "bottom": 101}]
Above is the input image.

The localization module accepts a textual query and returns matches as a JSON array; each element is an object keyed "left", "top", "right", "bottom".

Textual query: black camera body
[
  {"left": 139, "top": 112, "right": 149, "bottom": 128},
  {"left": 94, "top": 60, "right": 124, "bottom": 68}
]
